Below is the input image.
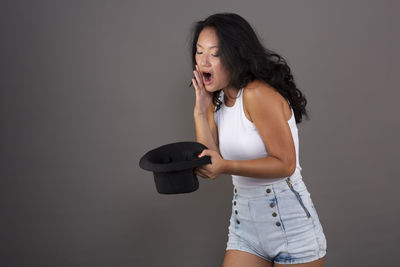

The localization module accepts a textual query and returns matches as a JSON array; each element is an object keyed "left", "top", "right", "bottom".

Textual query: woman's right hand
[{"left": 192, "top": 64, "right": 212, "bottom": 116}]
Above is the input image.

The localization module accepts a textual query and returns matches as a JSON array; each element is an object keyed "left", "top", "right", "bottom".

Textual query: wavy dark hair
[{"left": 187, "top": 12, "right": 309, "bottom": 124}]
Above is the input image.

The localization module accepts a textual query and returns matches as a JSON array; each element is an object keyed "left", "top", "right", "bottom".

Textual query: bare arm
[
  {"left": 222, "top": 156, "right": 295, "bottom": 178},
  {"left": 194, "top": 103, "right": 221, "bottom": 155}
]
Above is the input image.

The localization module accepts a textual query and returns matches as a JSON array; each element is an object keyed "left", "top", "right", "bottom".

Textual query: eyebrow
[{"left": 197, "top": 43, "right": 218, "bottom": 49}]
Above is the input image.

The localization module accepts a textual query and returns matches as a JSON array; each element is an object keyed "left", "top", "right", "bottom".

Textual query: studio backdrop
[{"left": 1, "top": 1, "right": 399, "bottom": 266}]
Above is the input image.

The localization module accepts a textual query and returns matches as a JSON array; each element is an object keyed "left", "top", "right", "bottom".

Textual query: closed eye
[{"left": 196, "top": 52, "right": 219, "bottom": 57}]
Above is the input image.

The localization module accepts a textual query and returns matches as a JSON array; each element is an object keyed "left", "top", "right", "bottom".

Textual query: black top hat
[{"left": 139, "top": 141, "right": 212, "bottom": 194}]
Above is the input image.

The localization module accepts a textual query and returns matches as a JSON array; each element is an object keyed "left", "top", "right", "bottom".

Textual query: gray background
[{"left": 1, "top": 0, "right": 399, "bottom": 266}]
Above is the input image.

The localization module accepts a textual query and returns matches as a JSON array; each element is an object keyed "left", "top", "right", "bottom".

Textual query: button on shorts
[{"left": 226, "top": 174, "right": 327, "bottom": 264}]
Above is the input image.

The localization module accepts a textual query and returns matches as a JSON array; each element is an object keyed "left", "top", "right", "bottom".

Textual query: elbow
[{"left": 286, "top": 160, "right": 296, "bottom": 177}]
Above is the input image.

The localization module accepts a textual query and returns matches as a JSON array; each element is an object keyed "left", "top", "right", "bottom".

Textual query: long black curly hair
[{"left": 187, "top": 12, "right": 309, "bottom": 124}]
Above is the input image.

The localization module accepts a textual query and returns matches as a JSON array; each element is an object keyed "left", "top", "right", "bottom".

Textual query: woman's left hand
[{"left": 195, "top": 149, "right": 226, "bottom": 180}]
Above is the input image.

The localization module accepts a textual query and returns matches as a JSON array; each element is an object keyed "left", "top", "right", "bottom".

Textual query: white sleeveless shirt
[{"left": 214, "top": 87, "right": 303, "bottom": 186}]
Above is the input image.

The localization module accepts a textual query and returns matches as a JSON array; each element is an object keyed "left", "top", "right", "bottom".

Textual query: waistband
[{"left": 232, "top": 173, "right": 304, "bottom": 198}]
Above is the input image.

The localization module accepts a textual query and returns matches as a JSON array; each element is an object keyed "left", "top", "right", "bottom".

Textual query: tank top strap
[
  {"left": 237, "top": 87, "right": 256, "bottom": 130},
  {"left": 237, "top": 87, "right": 244, "bottom": 106}
]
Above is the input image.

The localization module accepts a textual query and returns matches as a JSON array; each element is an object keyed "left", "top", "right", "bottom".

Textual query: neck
[{"left": 222, "top": 86, "right": 240, "bottom": 100}]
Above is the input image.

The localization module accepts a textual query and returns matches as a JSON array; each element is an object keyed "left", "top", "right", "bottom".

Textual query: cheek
[
  {"left": 216, "top": 66, "right": 229, "bottom": 81},
  {"left": 214, "top": 61, "right": 224, "bottom": 73}
]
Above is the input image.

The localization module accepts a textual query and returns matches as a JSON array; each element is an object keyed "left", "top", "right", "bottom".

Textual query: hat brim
[{"left": 139, "top": 141, "right": 212, "bottom": 172}]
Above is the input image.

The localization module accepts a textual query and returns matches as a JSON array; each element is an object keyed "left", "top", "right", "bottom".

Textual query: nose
[{"left": 198, "top": 54, "right": 211, "bottom": 67}]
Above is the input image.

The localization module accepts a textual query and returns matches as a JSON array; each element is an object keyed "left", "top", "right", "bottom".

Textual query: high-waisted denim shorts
[{"left": 226, "top": 174, "right": 327, "bottom": 264}]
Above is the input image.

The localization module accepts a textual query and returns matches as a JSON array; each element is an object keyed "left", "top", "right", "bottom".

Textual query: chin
[
  {"left": 205, "top": 84, "right": 218, "bottom": 93},
  {"left": 204, "top": 85, "right": 212, "bottom": 92}
]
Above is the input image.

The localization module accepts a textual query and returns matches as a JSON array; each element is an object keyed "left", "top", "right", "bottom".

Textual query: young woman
[{"left": 189, "top": 13, "right": 327, "bottom": 267}]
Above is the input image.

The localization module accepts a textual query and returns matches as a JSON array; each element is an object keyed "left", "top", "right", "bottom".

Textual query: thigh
[
  {"left": 274, "top": 256, "right": 325, "bottom": 267},
  {"left": 222, "top": 249, "right": 273, "bottom": 267}
]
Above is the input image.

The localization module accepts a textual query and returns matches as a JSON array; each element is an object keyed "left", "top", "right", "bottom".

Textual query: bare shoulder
[
  {"left": 244, "top": 80, "right": 279, "bottom": 99},
  {"left": 243, "top": 80, "right": 292, "bottom": 122}
]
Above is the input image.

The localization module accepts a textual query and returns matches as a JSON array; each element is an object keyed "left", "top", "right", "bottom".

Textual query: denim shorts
[{"left": 226, "top": 174, "right": 327, "bottom": 264}]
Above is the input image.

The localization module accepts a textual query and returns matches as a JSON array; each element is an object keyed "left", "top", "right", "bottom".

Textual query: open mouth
[{"left": 202, "top": 72, "right": 213, "bottom": 83}]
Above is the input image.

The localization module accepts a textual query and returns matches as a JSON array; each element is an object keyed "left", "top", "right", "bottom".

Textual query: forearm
[
  {"left": 194, "top": 112, "right": 219, "bottom": 153},
  {"left": 222, "top": 156, "right": 295, "bottom": 179}
]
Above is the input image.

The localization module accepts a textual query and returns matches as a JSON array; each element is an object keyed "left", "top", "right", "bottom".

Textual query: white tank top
[{"left": 214, "top": 87, "right": 303, "bottom": 186}]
